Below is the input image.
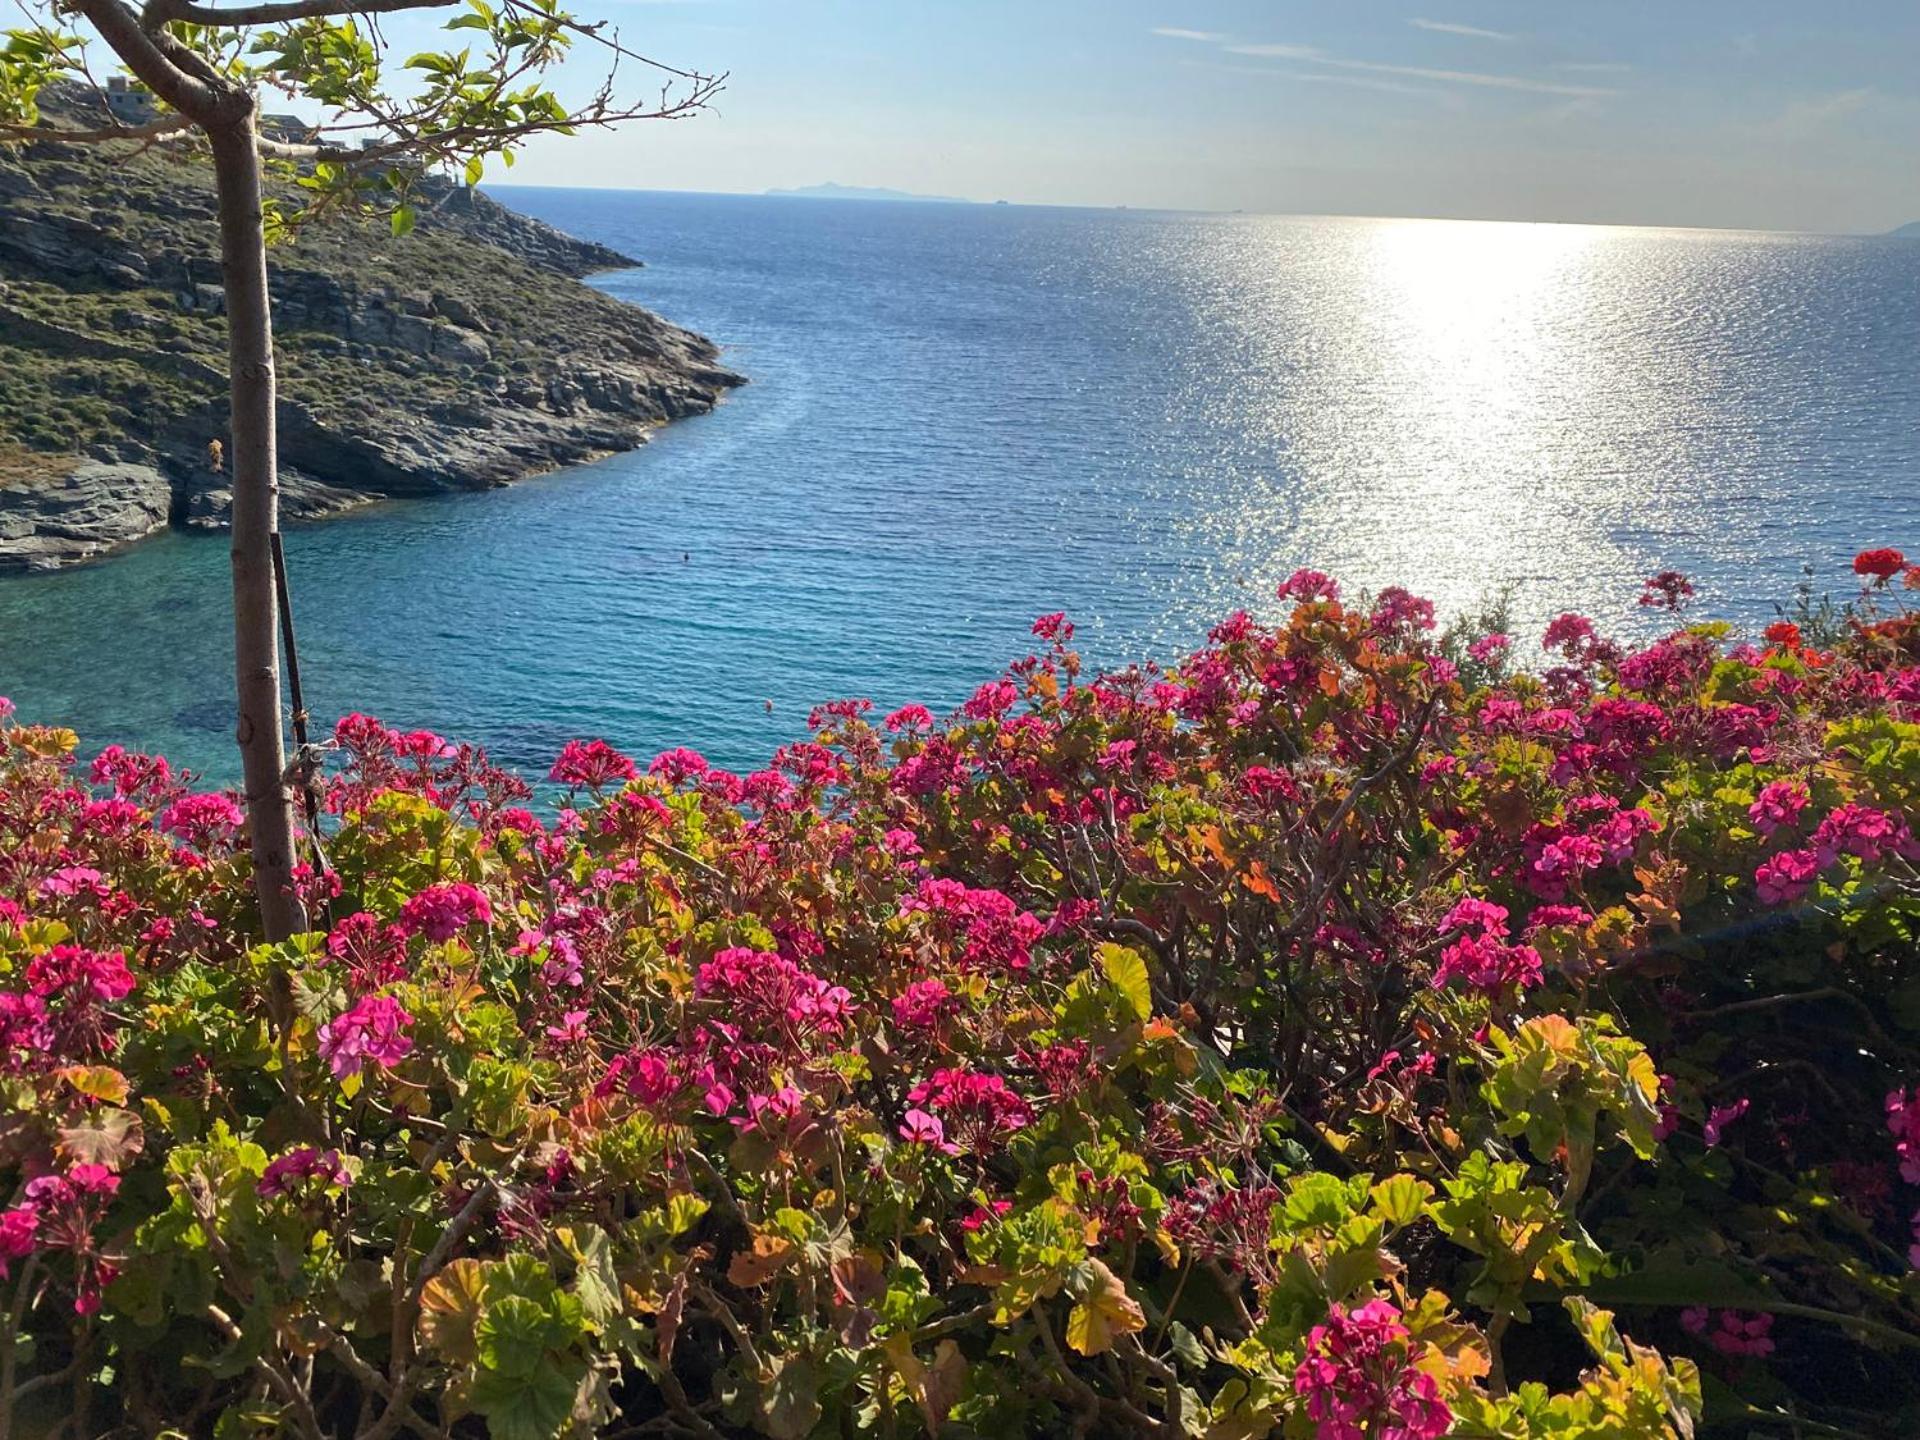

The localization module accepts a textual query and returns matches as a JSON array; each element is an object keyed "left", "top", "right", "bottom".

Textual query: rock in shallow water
[{"left": 179, "top": 468, "right": 378, "bottom": 531}]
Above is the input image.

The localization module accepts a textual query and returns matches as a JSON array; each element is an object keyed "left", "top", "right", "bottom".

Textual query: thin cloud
[
  {"left": 1224, "top": 43, "right": 1324, "bottom": 61},
  {"left": 1766, "top": 88, "right": 1877, "bottom": 138},
  {"left": 1178, "top": 59, "right": 1453, "bottom": 101},
  {"left": 1151, "top": 27, "right": 1225, "bottom": 42},
  {"left": 1224, "top": 43, "right": 1620, "bottom": 98},
  {"left": 1328, "top": 59, "right": 1616, "bottom": 97},
  {"left": 1555, "top": 62, "right": 1633, "bottom": 74},
  {"left": 1409, "top": 18, "right": 1514, "bottom": 42},
  {"left": 1281, "top": 71, "right": 1442, "bottom": 98}
]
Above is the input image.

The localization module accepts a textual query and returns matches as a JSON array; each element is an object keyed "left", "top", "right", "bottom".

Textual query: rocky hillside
[{"left": 0, "top": 88, "right": 743, "bottom": 571}]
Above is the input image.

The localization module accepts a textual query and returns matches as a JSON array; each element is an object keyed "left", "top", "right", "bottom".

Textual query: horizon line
[{"left": 478, "top": 182, "right": 1907, "bottom": 239}]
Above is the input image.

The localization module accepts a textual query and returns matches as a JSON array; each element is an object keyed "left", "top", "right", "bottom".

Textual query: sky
[{"left": 438, "top": 1, "right": 1917, "bottom": 231}]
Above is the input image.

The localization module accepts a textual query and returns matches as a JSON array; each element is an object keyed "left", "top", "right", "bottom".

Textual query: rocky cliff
[{"left": 0, "top": 88, "right": 743, "bottom": 571}]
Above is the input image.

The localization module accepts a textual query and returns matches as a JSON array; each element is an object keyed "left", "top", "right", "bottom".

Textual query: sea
[{"left": 1, "top": 192, "right": 1915, "bottom": 780}]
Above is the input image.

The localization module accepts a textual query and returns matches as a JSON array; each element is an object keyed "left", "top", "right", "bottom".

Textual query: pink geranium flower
[
  {"left": 397, "top": 882, "right": 492, "bottom": 942},
  {"left": 1754, "top": 849, "right": 1819, "bottom": 906},
  {"left": 549, "top": 738, "right": 637, "bottom": 788},
  {"left": 1293, "top": 1298, "right": 1451, "bottom": 1440},
  {"left": 897, "top": 1108, "right": 960, "bottom": 1155},
  {"left": 317, "top": 995, "right": 415, "bottom": 1079}
]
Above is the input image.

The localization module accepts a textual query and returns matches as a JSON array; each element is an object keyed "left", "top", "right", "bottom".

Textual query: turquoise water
[{"left": 1, "top": 193, "right": 1916, "bottom": 780}]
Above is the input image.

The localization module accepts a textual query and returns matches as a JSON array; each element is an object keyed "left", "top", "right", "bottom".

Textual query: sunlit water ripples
[{"left": 0, "top": 195, "right": 1914, "bottom": 779}]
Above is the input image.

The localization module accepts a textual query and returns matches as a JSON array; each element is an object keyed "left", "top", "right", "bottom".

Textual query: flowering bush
[{"left": 0, "top": 554, "right": 1916, "bottom": 1438}]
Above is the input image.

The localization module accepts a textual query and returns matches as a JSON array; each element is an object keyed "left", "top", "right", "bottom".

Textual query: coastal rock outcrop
[
  {"left": 410, "top": 178, "right": 640, "bottom": 276},
  {"left": 0, "top": 462, "right": 171, "bottom": 573},
  {"left": 180, "top": 469, "right": 377, "bottom": 532},
  {"left": 0, "top": 85, "right": 743, "bottom": 571}
]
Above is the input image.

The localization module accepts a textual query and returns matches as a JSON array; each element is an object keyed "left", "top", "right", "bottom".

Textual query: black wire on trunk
[{"left": 270, "top": 529, "right": 334, "bottom": 922}]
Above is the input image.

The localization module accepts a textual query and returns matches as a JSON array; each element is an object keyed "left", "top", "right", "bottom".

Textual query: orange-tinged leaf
[
  {"left": 1187, "top": 825, "right": 1230, "bottom": 868},
  {"left": 1064, "top": 1259, "right": 1145, "bottom": 1355},
  {"left": 1240, "top": 860, "right": 1280, "bottom": 901},
  {"left": 417, "top": 1258, "right": 486, "bottom": 1364},
  {"left": 831, "top": 1250, "right": 887, "bottom": 1307},
  {"left": 17, "top": 726, "right": 79, "bottom": 758},
  {"left": 1519, "top": 1013, "right": 1582, "bottom": 1059},
  {"left": 951, "top": 1261, "right": 1007, "bottom": 1287},
  {"left": 1484, "top": 784, "right": 1535, "bottom": 838},
  {"left": 882, "top": 1335, "right": 966, "bottom": 1435},
  {"left": 919, "top": 1340, "right": 967, "bottom": 1434},
  {"left": 57, "top": 1066, "right": 128, "bottom": 1105},
  {"left": 727, "top": 1233, "right": 796, "bottom": 1288},
  {"left": 1402, "top": 1289, "right": 1492, "bottom": 1386}
]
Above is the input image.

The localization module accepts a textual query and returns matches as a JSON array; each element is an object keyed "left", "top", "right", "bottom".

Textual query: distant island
[
  {"left": 1889, "top": 221, "right": 1920, "bottom": 239},
  {"left": 764, "top": 182, "right": 974, "bottom": 204}
]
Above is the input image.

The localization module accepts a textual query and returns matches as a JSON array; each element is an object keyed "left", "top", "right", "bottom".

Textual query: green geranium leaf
[{"left": 1097, "top": 943, "right": 1153, "bottom": 1020}]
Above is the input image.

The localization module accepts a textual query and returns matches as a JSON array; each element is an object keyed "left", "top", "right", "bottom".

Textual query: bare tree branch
[
  {"left": 142, "top": 0, "right": 453, "bottom": 28},
  {"left": 499, "top": 0, "right": 713, "bottom": 82},
  {"left": 0, "top": 114, "right": 192, "bottom": 143}
]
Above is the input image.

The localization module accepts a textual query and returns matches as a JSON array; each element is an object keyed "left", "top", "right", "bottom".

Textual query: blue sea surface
[{"left": 1, "top": 193, "right": 1915, "bottom": 780}]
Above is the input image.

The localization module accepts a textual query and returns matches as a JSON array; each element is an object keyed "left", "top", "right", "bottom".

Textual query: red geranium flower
[
  {"left": 1853, "top": 548, "right": 1905, "bottom": 579},
  {"left": 1763, "top": 620, "right": 1800, "bottom": 648}
]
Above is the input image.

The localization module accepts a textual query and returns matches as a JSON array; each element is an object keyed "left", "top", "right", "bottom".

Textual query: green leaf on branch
[
  {"left": 469, "top": 1361, "right": 580, "bottom": 1440},
  {"left": 570, "top": 1228, "right": 621, "bottom": 1330}
]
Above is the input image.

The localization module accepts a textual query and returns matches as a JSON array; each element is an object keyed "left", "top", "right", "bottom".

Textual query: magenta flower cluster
[
  {"left": 1433, "top": 897, "right": 1542, "bottom": 996},
  {"left": 317, "top": 994, "right": 415, "bottom": 1079},
  {"left": 1292, "top": 1298, "right": 1451, "bottom": 1440}
]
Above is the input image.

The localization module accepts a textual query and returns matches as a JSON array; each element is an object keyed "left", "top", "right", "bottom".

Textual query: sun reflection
[
  {"left": 1346, "top": 219, "right": 1615, "bottom": 594},
  {"left": 1167, "top": 216, "right": 1698, "bottom": 635}
]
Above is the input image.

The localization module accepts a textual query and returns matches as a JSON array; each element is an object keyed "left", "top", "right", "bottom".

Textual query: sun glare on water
[{"left": 1166, "top": 216, "right": 1728, "bottom": 632}]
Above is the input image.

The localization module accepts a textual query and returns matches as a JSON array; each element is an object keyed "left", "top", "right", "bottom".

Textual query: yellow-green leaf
[
  {"left": 417, "top": 1258, "right": 486, "bottom": 1364},
  {"left": 666, "top": 1192, "right": 709, "bottom": 1237},
  {"left": 1097, "top": 943, "right": 1152, "bottom": 1021},
  {"left": 1064, "top": 1259, "right": 1145, "bottom": 1355},
  {"left": 57, "top": 1065, "right": 128, "bottom": 1105},
  {"left": 1369, "top": 1175, "right": 1434, "bottom": 1228}
]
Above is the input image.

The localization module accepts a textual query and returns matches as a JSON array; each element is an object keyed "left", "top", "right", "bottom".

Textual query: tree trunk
[{"left": 208, "top": 111, "right": 306, "bottom": 941}]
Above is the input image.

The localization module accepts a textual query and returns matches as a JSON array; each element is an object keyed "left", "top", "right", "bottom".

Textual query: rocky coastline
[{"left": 0, "top": 90, "right": 743, "bottom": 572}]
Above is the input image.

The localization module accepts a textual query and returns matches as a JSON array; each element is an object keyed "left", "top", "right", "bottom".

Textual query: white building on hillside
[{"left": 104, "top": 76, "right": 157, "bottom": 126}]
